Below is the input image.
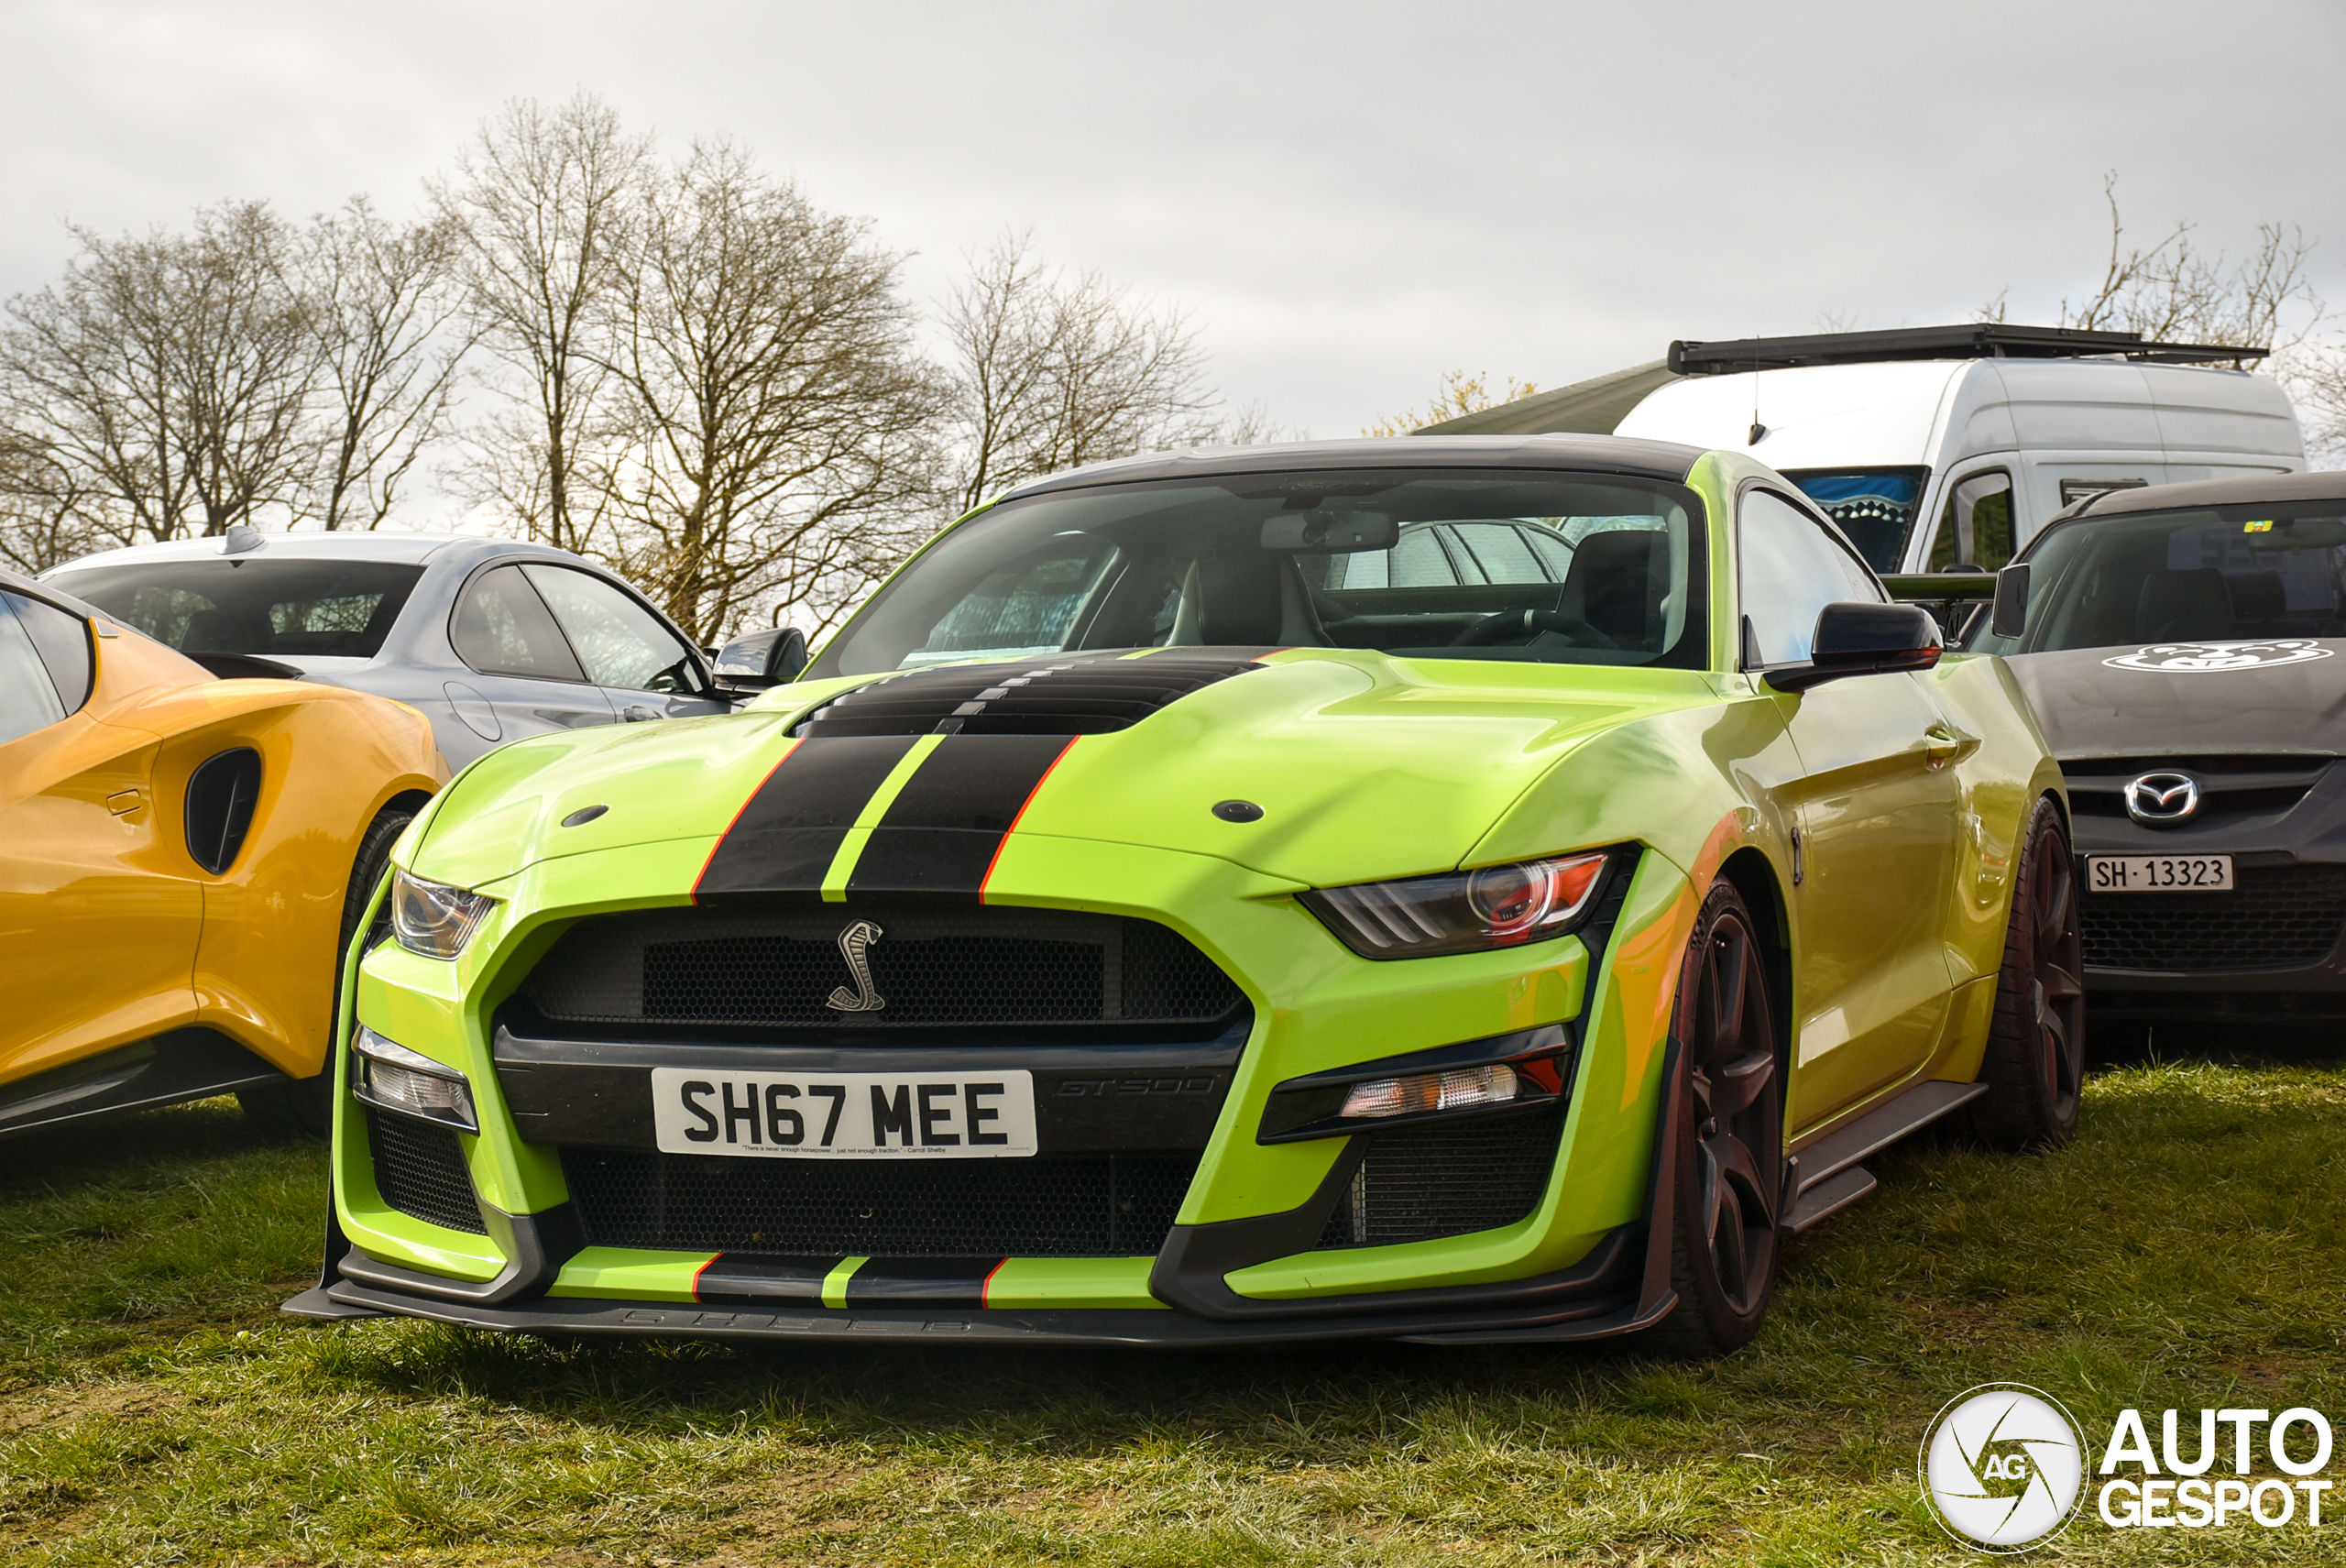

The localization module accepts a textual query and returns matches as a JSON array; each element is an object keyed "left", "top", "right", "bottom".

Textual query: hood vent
[{"left": 794, "top": 653, "right": 1267, "bottom": 739}]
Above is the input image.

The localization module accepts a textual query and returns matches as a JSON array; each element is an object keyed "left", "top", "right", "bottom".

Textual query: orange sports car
[{"left": 0, "top": 565, "right": 444, "bottom": 1138}]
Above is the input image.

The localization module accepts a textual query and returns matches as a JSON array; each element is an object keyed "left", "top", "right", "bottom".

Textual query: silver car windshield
[
  {"left": 809, "top": 470, "right": 1707, "bottom": 679},
  {"left": 1974, "top": 504, "right": 2346, "bottom": 654},
  {"left": 47, "top": 559, "right": 425, "bottom": 660}
]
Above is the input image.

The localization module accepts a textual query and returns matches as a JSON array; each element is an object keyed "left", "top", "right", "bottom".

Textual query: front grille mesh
[
  {"left": 366, "top": 1109, "right": 486, "bottom": 1234},
  {"left": 2082, "top": 863, "right": 2346, "bottom": 971},
  {"left": 525, "top": 905, "right": 1244, "bottom": 1031},
  {"left": 1317, "top": 1102, "right": 1565, "bottom": 1249},
  {"left": 562, "top": 1147, "right": 1199, "bottom": 1256}
]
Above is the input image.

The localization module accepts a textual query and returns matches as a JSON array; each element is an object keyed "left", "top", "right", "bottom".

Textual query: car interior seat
[
  {"left": 1559, "top": 530, "right": 1668, "bottom": 650},
  {"left": 2134, "top": 567, "right": 2233, "bottom": 641},
  {"left": 2223, "top": 570, "right": 2287, "bottom": 627}
]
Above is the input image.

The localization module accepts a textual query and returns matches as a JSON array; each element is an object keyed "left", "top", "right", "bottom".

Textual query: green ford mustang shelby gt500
[{"left": 287, "top": 434, "right": 2078, "bottom": 1355}]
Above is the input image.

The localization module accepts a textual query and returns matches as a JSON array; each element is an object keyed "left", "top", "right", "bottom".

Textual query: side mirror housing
[
  {"left": 1764, "top": 602, "right": 1942, "bottom": 694},
  {"left": 1990, "top": 562, "right": 2030, "bottom": 639},
  {"left": 711, "top": 626, "right": 809, "bottom": 696}
]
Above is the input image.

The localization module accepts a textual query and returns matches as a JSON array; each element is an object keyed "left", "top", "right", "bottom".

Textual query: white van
[{"left": 1427, "top": 325, "right": 2306, "bottom": 575}]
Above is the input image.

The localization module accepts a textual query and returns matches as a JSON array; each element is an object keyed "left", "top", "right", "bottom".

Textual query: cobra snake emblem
[{"left": 825, "top": 919, "right": 886, "bottom": 1012}]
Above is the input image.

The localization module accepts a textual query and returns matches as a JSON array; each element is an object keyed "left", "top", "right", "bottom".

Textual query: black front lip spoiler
[{"left": 287, "top": 1225, "right": 1659, "bottom": 1347}]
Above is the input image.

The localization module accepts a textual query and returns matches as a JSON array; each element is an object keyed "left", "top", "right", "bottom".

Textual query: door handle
[
  {"left": 620, "top": 705, "right": 663, "bottom": 722},
  {"left": 1924, "top": 724, "right": 1965, "bottom": 769}
]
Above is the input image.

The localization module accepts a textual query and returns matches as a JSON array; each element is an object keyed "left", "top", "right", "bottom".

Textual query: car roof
[
  {"left": 0, "top": 564, "right": 112, "bottom": 622},
  {"left": 994, "top": 434, "right": 1709, "bottom": 502},
  {"left": 47, "top": 531, "right": 576, "bottom": 571},
  {"left": 2070, "top": 467, "right": 2346, "bottom": 517}
]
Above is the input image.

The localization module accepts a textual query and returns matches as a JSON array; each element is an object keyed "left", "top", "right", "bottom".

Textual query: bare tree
[
  {"left": 299, "top": 198, "right": 471, "bottom": 529},
  {"left": 591, "top": 140, "right": 945, "bottom": 641},
  {"left": 1364, "top": 369, "right": 1540, "bottom": 436},
  {"left": 2058, "top": 175, "right": 2319, "bottom": 353},
  {"left": 0, "top": 429, "right": 96, "bottom": 572},
  {"left": 942, "top": 233, "right": 1219, "bottom": 515},
  {"left": 0, "top": 201, "right": 321, "bottom": 548},
  {"left": 438, "top": 93, "right": 648, "bottom": 554}
]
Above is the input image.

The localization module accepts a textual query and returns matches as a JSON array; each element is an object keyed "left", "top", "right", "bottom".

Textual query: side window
[
  {"left": 1387, "top": 525, "right": 1460, "bottom": 587},
  {"left": 1739, "top": 489, "right": 1882, "bottom": 666},
  {"left": 450, "top": 565, "right": 587, "bottom": 683},
  {"left": 0, "top": 595, "right": 69, "bottom": 745},
  {"left": 519, "top": 565, "right": 703, "bottom": 694},
  {"left": 1449, "top": 522, "right": 1550, "bottom": 584},
  {"left": 1926, "top": 471, "right": 2016, "bottom": 571},
  {"left": 6, "top": 592, "right": 93, "bottom": 713}
]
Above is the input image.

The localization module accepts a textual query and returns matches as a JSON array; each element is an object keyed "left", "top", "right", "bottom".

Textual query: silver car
[{"left": 43, "top": 529, "right": 806, "bottom": 769}]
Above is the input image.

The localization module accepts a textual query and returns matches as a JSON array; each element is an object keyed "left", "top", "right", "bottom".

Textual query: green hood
[{"left": 408, "top": 650, "right": 1715, "bottom": 893}]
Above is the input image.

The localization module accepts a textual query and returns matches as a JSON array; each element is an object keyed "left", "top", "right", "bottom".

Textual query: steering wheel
[{"left": 1449, "top": 609, "right": 1619, "bottom": 650}]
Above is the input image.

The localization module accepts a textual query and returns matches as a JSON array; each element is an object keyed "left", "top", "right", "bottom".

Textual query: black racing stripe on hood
[
  {"left": 696, "top": 735, "right": 919, "bottom": 903},
  {"left": 842, "top": 1256, "right": 1002, "bottom": 1308},
  {"left": 846, "top": 734, "right": 1076, "bottom": 903},
  {"left": 793, "top": 651, "right": 1273, "bottom": 738},
  {"left": 696, "top": 1255, "right": 840, "bottom": 1306}
]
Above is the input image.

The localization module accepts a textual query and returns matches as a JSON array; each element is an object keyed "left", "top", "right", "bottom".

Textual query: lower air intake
[
  {"left": 2082, "top": 863, "right": 2346, "bottom": 971},
  {"left": 366, "top": 1109, "right": 487, "bottom": 1235},
  {"left": 561, "top": 1148, "right": 1200, "bottom": 1257},
  {"left": 1316, "top": 1102, "right": 1565, "bottom": 1249}
]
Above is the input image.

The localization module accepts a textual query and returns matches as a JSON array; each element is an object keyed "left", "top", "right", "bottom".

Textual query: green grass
[{"left": 4, "top": 1041, "right": 2344, "bottom": 1565}]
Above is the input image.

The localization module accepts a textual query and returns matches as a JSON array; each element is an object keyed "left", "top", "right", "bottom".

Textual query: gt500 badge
[{"left": 2103, "top": 640, "right": 2335, "bottom": 673}]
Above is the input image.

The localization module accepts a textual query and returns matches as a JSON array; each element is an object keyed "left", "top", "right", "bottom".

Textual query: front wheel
[
  {"left": 1640, "top": 881, "right": 1784, "bottom": 1358},
  {"left": 240, "top": 805, "right": 413, "bottom": 1139},
  {"left": 1968, "top": 797, "right": 2084, "bottom": 1150}
]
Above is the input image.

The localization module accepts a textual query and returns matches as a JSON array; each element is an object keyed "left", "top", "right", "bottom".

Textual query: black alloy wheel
[
  {"left": 1971, "top": 797, "right": 2085, "bottom": 1149},
  {"left": 1645, "top": 881, "right": 1783, "bottom": 1357}
]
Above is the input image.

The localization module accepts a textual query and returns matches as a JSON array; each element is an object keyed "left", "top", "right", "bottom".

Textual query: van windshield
[
  {"left": 1973, "top": 503, "right": 2346, "bottom": 654},
  {"left": 807, "top": 469, "right": 1707, "bottom": 679},
  {"left": 1781, "top": 468, "right": 1928, "bottom": 574}
]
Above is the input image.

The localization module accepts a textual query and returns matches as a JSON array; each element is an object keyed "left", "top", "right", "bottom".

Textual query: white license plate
[
  {"left": 2087, "top": 854, "right": 2234, "bottom": 893},
  {"left": 650, "top": 1068, "right": 1036, "bottom": 1158}
]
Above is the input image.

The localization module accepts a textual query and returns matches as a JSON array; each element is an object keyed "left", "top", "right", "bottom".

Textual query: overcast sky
[{"left": 5, "top": 0, "right": 2342, "bottom": 451}]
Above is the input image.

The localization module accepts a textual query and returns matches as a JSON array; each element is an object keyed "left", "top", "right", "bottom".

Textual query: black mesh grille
[
  {"left": 366, "top": 1109, "right": 486, "bottom": 1234},
  {"left": 794, "top": 655, "right": 1263, "bottom": 738},
  {"left": 525, "top": 905, "right": 1244, "bottom": 1033},
  {"left": 1316, "top": 1102, "right": 1565, "bottom": 1249},
  {"left": 2082, "top": 863, "right": 2346, "bottom": 971},
  {"left": 561, "top": 1147, "right": 1198, "bottom": 1256}
]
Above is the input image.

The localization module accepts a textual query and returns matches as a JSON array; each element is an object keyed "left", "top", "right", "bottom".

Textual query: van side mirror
[
  {"left": 1764, "top": 602, "right": 1942, "bottom": 693},
  {"left": 711, "top": 626, "right": 808, "bottom": 695},
  {"left": 1990, "top": 563, "right": 2030, "bottom": 639}
]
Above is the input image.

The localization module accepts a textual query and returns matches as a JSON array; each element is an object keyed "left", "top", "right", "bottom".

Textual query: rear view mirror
[
  {"left": 1259, "top": 510, "right": 1399, "bottom": 554},
  {"left": 712, "top": 626, "right": 808, "bottom": 694},
  {"left": 1765, "top": 602, "right": 1942, "bottom": 693},
  {"left": 1990, "top": 563, "right": 2030, "bottom": 639}
]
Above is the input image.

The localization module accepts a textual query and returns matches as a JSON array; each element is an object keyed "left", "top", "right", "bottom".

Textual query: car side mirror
[
  {"left": 1764, "top": 602, "right": 1942, "bottom": 693},
  {"left": 711, "top": 626, "right": 808, "bottom": 695},
  {"left": 1990, "top": 562, "right": 2030, "bottom": 639}
]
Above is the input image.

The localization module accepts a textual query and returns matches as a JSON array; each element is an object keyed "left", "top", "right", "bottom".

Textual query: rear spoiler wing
[{"left": 1880, "top": 565, "right": 2030, "bottom": 643}]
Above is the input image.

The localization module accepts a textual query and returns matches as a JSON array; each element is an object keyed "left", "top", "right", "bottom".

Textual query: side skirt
[
  {"left": 1780, "top": 1079, "right": 1988, "bottom": 1234},
  {"left": 0, "top": 1028, "right": 288, "bottom": 1141}
]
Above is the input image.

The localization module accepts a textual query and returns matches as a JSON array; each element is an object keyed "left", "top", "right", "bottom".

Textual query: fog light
[
  {"left": 354, "top": 1026, "right": 477, "bottom": 1130},
  {"left": 1339, "top": 1063, "right": 1519, "bottom": 1119}
]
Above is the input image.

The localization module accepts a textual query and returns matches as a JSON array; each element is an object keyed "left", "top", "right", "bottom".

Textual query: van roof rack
[{"left": 1668, "top": 323, "right": 2267, "bottom": 376}]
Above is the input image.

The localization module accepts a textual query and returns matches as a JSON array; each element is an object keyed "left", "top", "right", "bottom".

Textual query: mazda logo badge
[
  {"left": 2122, "top": 772, "right": 2199, "bottom": 826},
  {"left": 826, "top": 919, "right": 886, "bottom": 1012}
]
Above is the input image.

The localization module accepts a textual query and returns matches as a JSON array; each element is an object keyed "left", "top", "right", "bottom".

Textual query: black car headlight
[
  {"left": 1300, "top": 849, "right": 1614, "bottom": 959},
  {"left": 389, "top": 868, "right": 499, "bottom": 959}
]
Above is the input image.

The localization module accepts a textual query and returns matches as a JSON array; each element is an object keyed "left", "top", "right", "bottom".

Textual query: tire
[
  {"left": 1639, "top": 882, "right": 1785, "bottom": 1359},
  {"left": 240, "top": 805, "right": 413, "bottom": 1139},
  {"left": 1968, "top": 796, "right": 2085, "bottom": 1150}
]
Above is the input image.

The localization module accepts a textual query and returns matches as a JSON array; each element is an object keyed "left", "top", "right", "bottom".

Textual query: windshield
[
  {"left": 1972, "top": 502, "right": 2346, "bottom": 655},
  {"left": 48, "top": 557, "right": 425, "bottom": 660},
  {"left": 1781, "top": 468, "right": 1927, "bottom": 574},
  {"left": 807, "top": 469, "right": 1707, "bottom": 679}
]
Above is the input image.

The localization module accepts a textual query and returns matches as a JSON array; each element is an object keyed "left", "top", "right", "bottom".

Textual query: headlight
[
  {"left": 352, "top": 1026, "right": 477, "bottom": 1131},
  {"left": 390, "top": 868, "right": 498, "bottom": 959},
  {"left": 1300, "top": 849, "right": 1613, "bottom": 959}
]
